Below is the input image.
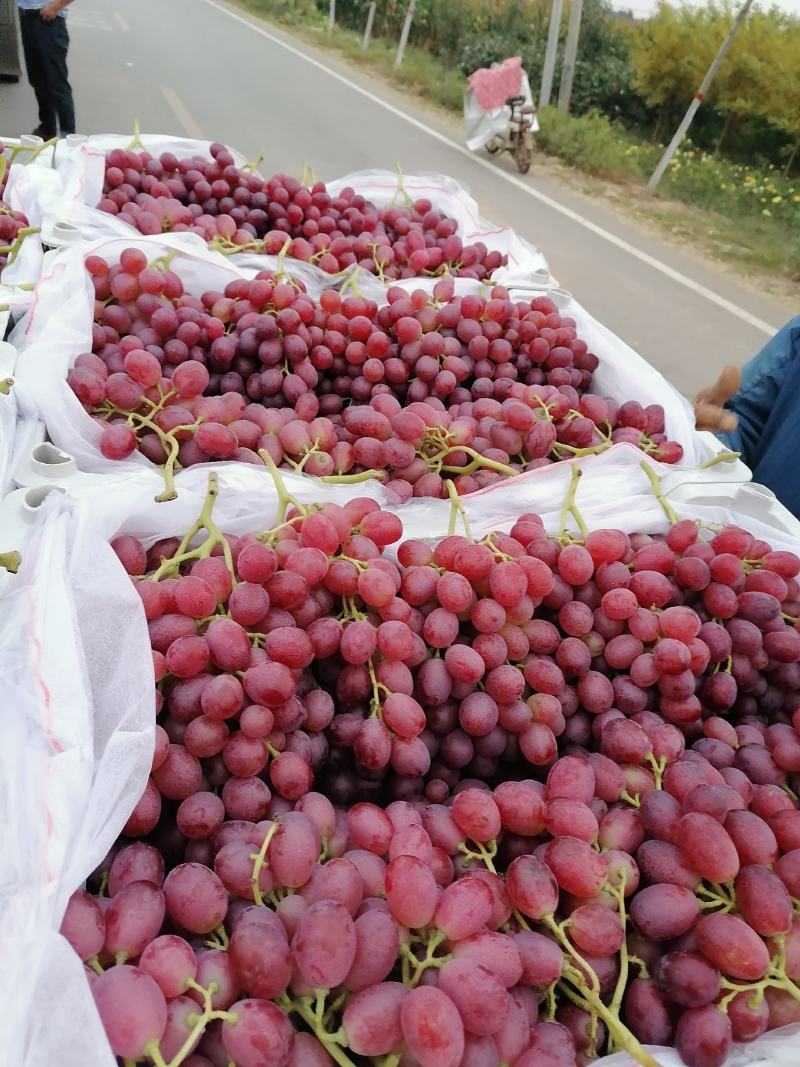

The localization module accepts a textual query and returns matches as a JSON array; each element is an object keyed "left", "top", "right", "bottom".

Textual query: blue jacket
[{"left": 719, "top": 316, "right": 800, "bottom": 517}]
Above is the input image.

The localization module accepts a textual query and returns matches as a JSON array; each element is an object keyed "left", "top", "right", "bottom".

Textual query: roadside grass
[
  {"left": 236, "top": 0, "right": 465, "bottom": 112},
  {"left": 536, "top": 108, "right": 800, "bottom": 282}
]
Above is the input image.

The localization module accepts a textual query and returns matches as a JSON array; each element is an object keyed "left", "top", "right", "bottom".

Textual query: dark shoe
[{"left": 31, "top": 126, "right": 54, "bottom": 139}]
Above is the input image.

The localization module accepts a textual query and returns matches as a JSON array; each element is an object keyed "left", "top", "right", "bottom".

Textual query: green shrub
[
  {"left": 249, "top": 0, "right": 321, "bottom": 22},
  {"left": 459, "top": 33, "right": 528, "bottom": 77},
  {"left": 536, "top": 107, "right": 652, "bottom": 181}
]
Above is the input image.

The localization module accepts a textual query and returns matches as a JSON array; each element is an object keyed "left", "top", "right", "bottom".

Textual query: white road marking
[
  {"left": 68, "top": 9, "right": 112, "bottom": 30},
  {"left": 200, "top": 0, "right": 778, "bottom": 338},
  {"left": 114, "top": 12, "right": 131, "bottom": 31},
  {"left": 160, "top": 87, "right": 205, "bottom": 140}
]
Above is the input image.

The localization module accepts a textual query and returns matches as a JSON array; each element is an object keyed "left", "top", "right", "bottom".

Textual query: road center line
[
  {"left": 200, "top": 0, "right": 777, "bottom": 337},
  {"left": 160, "top": 86, "right": 205, "bottom": 141}
]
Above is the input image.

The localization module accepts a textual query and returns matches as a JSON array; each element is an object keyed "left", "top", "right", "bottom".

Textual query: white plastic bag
[
  {"left": 6, "top": 134, "right": 551, "bottom": 285},
  {"left": 325, "top": 167, "right": 549, "bottom": 284},
  {"left": 1, "top": 163, "right": 46, "bottom": 289},
  {"left": 464, "top": 70, "right": 536, "bottom": 152},
  {"left": 10, "top": 232, "right": 396, "bottom": 489},
  {"left": 592, "top": 1023, "right": 800, "bottom": 1066},
  {"left": 379, "top": 443, "right": 794, "bottom": 550},
  {"left": 10, "top": 466, "right": 800, "bottom": 1067},
  {"left": 4, "top": 134, "right": 254, "bottom": 243},
  {"left": 12, "top": 234, "right": 747, "bottom": 512},
  {"left": 377, "top": 273, "right": 742, "bottom": 473},
  {"left": 0, "top": 383, "right": 40, "bottom": 497},
  {"left": 0, "top": 492, "right": 153, "bottom": 1067}
]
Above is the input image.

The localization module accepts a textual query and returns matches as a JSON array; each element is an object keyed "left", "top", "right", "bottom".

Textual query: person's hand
[
  {"left": 693, "top": 364, "right": 742, "bottom": 433},
  {"left": 40, "top": 2, "right": 63, "bottom": 21}
]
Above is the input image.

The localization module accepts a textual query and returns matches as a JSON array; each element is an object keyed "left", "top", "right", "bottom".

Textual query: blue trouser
[
  {"left": 719, "top": 316, "right": 800, "bottom": 517},
  {"left": 19, "top": 9, "right": 75, "bottom": 138}
]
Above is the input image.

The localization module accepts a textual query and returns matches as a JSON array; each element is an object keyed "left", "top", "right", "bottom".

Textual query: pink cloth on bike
[{"left": 467, "top": 57, "right": 524, "bottom": 111}]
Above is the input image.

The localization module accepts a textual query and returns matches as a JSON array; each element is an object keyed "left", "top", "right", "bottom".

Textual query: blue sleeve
[{"left": 717, "top": 316, "right": 800, "bottom": 516}]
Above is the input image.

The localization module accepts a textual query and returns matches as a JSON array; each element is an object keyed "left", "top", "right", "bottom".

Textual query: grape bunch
[
  {"left": 0, "top": 138, "right": 9, "bottom": 200},
  {"left": 98, "top": 144, "right": 507, "bottom": 281},
  {"left": 67, "top": 247, "right": 683, "bottom": 501},
  {"left": 57, "top": 467, "right": 800, "bottom": 1067},
  {"left": 0, "top": 139, "right": 41, "bottom": 272},
  {"left": 0, "top": 206, "right": 34, "bottom": 273}
]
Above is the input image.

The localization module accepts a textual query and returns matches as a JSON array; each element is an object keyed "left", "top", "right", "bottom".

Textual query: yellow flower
[
  {"left": 763, "top": 208, "right": 772, "bottom": 216},
  {"left": 773, "top": 195, "right": 783, "bottom": 203}
]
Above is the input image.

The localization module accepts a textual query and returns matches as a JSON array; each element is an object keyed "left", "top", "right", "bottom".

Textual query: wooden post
[
  {"left": 328, "top": 0, "right": 335, "bottom": 35},
  {"left": 557, "top": 0, "right": 583, "bottom": 113},
  {"left": 394, "top": 0, "right": 415, "bottom": 69},
  {"left": 539, "top": 0, "right": 564, "bottom": 110},
  {"left": 362, "top": 1, "right": 376, "bottom": 49}
]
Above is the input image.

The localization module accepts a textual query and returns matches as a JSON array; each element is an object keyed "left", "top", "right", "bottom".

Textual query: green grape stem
[
  {"left": 699, "top": 450, "right": 741, "bottom": 468},
  {"left": 149, "top": 473, "right": 233, "bottom": 581},
  {"left": 456, "top": 837, "right": 498, "bottom": 873},
  {"left": 367, "top": 657, "right": 391, "bottom": 719},
  {"left": 608, "top": 869, "right": 631, "bottom": 1018},
  {"left": 641, "top": 460, "right": 679, "bottom": 525},
  {"left": 544, "top": 913, "right": 661, "bottom": 1067},
  {"left": 204, "top": 923, "right": 229, "bottom": 951},
  {"left": 0, "top": 226, "right": 41, "bottom": 267},
  {"left": 249, "top": 819, "right": 279, "bottom": 906},
  {"left": 126, "top": 120, "right": 146, "bottom": 150},
  {"left": 400, "top": 929, "right": 452, "bottom": 987},
  {"left": 279, "top": 992, "right": 357, "bottom": 1067},
  {"left": 318, "top": 468, "right": 386, "bottom": 484},
  {"left": 558, "top": 465, "right": 588, "bottom": 544},
  {"left": 144, "top": 980, "right": 237, "bottom": 1067},
  {"left": 446, "top": 478, "right": 472, "bottom": 540},
  {"left": 259, "top": 448, "right": 309, "bottom": 524},
  {"left": 645, "top": 753, "right": 667, "bottom": 789},
  {"left": 0, "top": 550, "right": 21, "bottom": 573}
]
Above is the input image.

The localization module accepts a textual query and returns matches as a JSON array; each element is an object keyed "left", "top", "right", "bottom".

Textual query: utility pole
[
  {"left": 394, "top": 0, "right": 415, "bottom": 68},
  {"left": 328, "top": 0, "right": 335, "bottom": 35},
  {"left": 539, "top": 0, "right": 564, "bottom": 110},
  {"left": 362, "top": 1, "right": 376, "bottom": 50},
  {"left": 647, "top": 0, "right": 754, "bottom": 191},
  {"left": 558, "top": 0, "right": 583, "bottom": 113}
]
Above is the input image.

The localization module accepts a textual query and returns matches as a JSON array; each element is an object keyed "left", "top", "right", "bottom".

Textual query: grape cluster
[
  {"left": 59, "top": 470, "right": 800, "bottom": 1067},
  {"left": 67, "top": 248, "right": 682, "bottom": 500},
  {"left": 98, "top": 144, "right": 506, "bottom": 280},
  {"left": 0, "top": 139, "right": 6, "bottom": 199},
  {"left": 0, "top": 140, "right": 39, "bottom": 272}
]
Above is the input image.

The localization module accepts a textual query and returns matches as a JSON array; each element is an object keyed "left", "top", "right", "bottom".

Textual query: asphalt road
[{"left": 0, "top": 0, "right": 795, "bottom": 395}]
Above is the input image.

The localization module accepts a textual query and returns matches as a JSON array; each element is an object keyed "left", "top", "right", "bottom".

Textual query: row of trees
[
  {"left": 631, "top": 3, "right": 800, "bottom": 168},
  {"left": 323, "top": 0, "right": 800, "bottom": 172}
]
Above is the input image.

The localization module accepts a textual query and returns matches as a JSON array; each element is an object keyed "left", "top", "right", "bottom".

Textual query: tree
[
  {"left": 629, "top": 2, "right": 717, "bottom": 114},
  {"left": 514, "top": 0, "right": 638, "bottom": 119},
  {"left": 712, "top": 4, "right": 789, "bottom": 152},
  {"left": 768, "top": 20, "right": 800, "bottom": 173}
]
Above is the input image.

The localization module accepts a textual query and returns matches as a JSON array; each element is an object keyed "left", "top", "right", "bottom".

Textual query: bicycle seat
[{"left": 506, "top": 95, "right": 525, "bottom": 107}]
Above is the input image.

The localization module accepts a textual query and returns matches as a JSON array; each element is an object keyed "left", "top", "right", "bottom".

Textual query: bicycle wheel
[{"left": 514, "top": 134, "right": 532, "bottom": 175}]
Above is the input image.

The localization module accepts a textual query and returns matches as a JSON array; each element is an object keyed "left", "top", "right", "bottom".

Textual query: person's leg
[
  {"left": 38, "top": 16, "right": 75, "bottom": 135},
  {"left": 18, "top": 12, "right": 56, "bottom": 136}
]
